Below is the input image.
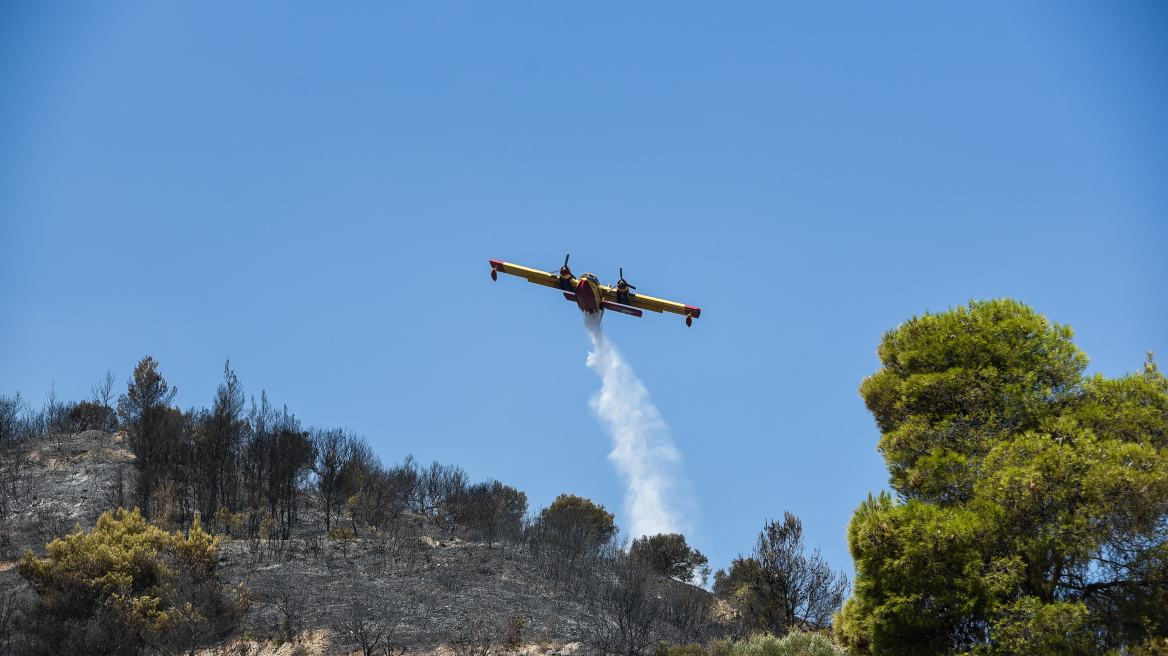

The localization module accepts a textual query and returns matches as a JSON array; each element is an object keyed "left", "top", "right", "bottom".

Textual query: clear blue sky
[{"left": 2, "top": 2, "right": 1165, "bottom": 577}]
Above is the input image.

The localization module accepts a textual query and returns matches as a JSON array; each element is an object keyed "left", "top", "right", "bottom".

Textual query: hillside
[{"left": 0, "top": 429, "right": 737, "bottom": 656}]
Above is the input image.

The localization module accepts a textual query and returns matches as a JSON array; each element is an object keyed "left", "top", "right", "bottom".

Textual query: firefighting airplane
[{"left": 489, "top": 255, "right": 702, "bottom": 326}]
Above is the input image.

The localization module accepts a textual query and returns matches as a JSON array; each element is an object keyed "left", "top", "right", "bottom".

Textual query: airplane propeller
[
  {"left": 616, "top": 267, "right": 636, "bottom": 291},
  {"left": 559, "top": 253, "right": 572, "bottom": 278}
]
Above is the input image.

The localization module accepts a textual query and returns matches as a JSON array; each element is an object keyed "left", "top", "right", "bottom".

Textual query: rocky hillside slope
[{"left": 0, "top": 431, "right": 732, "bottom": 656}]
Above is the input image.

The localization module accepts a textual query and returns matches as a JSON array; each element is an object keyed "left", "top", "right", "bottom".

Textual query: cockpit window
[{"left": 581, "top": 273, "right": 600, "bottom": 284}]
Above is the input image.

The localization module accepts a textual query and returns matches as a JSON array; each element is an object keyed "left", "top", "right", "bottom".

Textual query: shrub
[
  {"left": 68, "top": 401, "right": 117, "bottom": 433},
  {"left": 18, "top": 508, "right": 248, "bottom": 655},
  {"left": 655, "top": 642, "right": 706, "bottom": 656},
  {"left": 656, "top": 632, "right": 847, "bottom": 656},
  {"left": 540, "top": 494, "right": 617, "bottom": 547},
  {"left": 328, "top": 526, "right": 357, "bottom": 540},
  {"left": 213, "top": 506, "right": 249, "bottom": 538},
  {"left": 709, "top": 638, "right": 733, "bottom": 656},
  {"left": 730, "top": 631, "right": 846, "bottom": 656}
]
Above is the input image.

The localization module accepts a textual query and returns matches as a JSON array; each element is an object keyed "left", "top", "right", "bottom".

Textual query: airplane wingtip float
[{"left": 489, "top": 254, "right": 702, "bottom": 326}]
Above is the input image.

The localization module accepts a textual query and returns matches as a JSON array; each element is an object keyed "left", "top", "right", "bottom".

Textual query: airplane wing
[
  {"left": 490, "top": 257, "right": 701, "bottom": 325},
  {"left": 489, "top": 260, "right": 562, "bottom": 289},
  {"left": 601, "top": 286, "right": 702, "bottom": 322}
]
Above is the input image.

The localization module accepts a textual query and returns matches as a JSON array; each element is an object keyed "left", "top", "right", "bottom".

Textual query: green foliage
[
  {"left": 328, "top": 526, "right": 357, "bottom": 540},
  {"left": 213, "top": 506, "right": 249, "bottom": 538},
  {"left": 709, "top": 638, "right": 734, "bottom": 656},
  {"left": 503, "top": 615, "right": 527, "bottom": 649},
  {"left": 839, "top": 299, "right": 1168, "bottom": 654},
  {"left": 715, "top": 558, "right": 770, "bottom": 628},
  {"left": 18, "top": 508, "right": 248, "bottom": 655},
  {"left": 20, "top": 508, "right": 171, "bottom": 647},
  {"left": 656, "top": 642, "right": 707, "bottom": 656},
  {"left": 729, "top": 632, "right": 848, "bottom": 656},
  {"left": 630, "top": 533, "right": 709, "bottom": 582},
  {"left": 656, "top": 632, "right": 846, "bottom": 656},
  {"left": 540, "top": 493, "right": 617, "bottom": 546}
]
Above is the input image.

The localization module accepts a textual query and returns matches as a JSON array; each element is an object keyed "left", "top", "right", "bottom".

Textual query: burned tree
[
  {"left": 588, "top": 554, "right": 664, "bottom": 656},
  {"left": 329, "top": 592, "right": 404, "bottom": 656},
  {"left": 714, "top": 512, "right": 848, "bottom": 632},
  {"left": 193, "top": 360, "right": 247, "bottom": 519},
  {"left": 116, "top": 357, "right": 180, "bottom": 518},
  {"left": 0, "top": 393, "right": 32, "bottom": 514},
  {"left": 419, "top": 461, "right": 469, "bottom": 533},
  {"left": 267, "top": 407, "right": 314, "bottom": 537},
  {"left": 66, "top": 370, "right": 119, "bottom": 434},
  {"left": 313, "top": 428, "right": 365, "bottom": 532}
]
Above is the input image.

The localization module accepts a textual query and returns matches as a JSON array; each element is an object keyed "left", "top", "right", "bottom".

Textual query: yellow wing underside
[
  {"left": 493, "top": 261, "right": 691, "bottom": 317},
  {"left": 603, "top": 288, "right": 690, "bottom": 316}
]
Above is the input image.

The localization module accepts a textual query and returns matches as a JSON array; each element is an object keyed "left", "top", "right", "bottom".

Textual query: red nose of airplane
[{"left": 574, "top": 277, "right": 601, "bottom": 313}]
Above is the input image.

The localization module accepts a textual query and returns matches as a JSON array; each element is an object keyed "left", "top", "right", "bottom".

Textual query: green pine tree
[{"left": 836, "top": 299, "right": 1168, "bottom": 655}]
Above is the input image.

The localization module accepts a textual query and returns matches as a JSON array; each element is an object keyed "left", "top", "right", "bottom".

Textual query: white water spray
[{"left": 584, "top": 315, "right": 688, "bottom": 538}]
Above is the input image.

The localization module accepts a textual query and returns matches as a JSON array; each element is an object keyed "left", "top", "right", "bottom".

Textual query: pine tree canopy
[{"left": 836, "top": 299, "right": 1168, "bottom": 656}]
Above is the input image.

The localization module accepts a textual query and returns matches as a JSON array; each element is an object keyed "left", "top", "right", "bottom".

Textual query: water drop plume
[{"left": 584, "top": 314, "right": 687, "bottom": 538}]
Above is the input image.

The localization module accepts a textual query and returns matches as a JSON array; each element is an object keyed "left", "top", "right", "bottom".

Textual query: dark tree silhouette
[
  {"left": 194, "top": 360, "right": 246, "bottom": 518},
  {"left": 117, "top": 357, "right": 179, "bottom": 517},
  {"left": 714, "top": 512, "right": 848, "bottom": 633}
]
